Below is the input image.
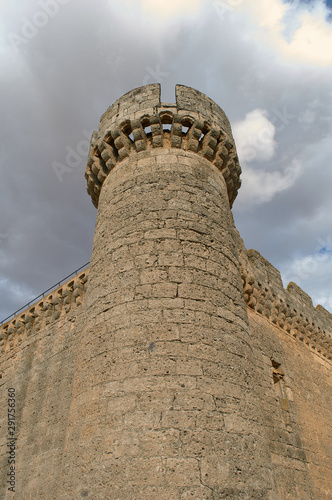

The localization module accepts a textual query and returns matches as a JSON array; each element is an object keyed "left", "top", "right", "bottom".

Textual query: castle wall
[
  {"left": 0, "top": 84, "right": 331, "bottom": 499},
  {"left": 248, "top": 309, "right": 332, "bottom": 500},
  {"left": 240, "top": 249, "right": 332, "bottom": 500},
  {"left": 0, "top": 272, "right": 88, "bottom": 500},
  {"left": 0, "top": 255, "right": 331, "bottom": 499}
]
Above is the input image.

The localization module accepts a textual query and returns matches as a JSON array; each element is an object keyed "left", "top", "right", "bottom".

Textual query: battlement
[
  {"left": 2, "top": 250, "right": 331, "bottom": 361},
  {"left": 242, "top": 249, "right": 332, "bottom": 360},
  {"left": 0, "top": 269, "right": 88, "bottom": 353},
  {"left": 85, "top": 84, "right": 241, "bottom": 208}
]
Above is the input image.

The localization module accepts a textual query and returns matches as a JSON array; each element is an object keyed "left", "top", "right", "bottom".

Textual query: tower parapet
[{"left": 85, "top": 84, "right": 241, "bottom": 208}]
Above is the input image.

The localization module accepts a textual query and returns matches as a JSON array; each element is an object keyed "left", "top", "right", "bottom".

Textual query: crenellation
[
  {"left": 1, "top": 249, "right": 330, "bottom": 361},
  {"left": 316, "top": 303, "right": 332, "bottom": 322},
  {"left": 175, "top": 85, "right": 234, "bottom": 139},
  {"left": 242, "top": 249, "right": 332, "bottom": 360},
  {"left": 99, "top": 84, "right": 161, "bottom": 130},
  {"left": 0, "top": 270, "right": 88, "bottom": 353},
  {"left": 85, "top": 84, "right": 241, "bottom": 208},
  {"left": 287, "top": 281, "right": 314, "bottom": 309},
  {"left": 247, "top": 248, "right": 284, "bottom": 291}
]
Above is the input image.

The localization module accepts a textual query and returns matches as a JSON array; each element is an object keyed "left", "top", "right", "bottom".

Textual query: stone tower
[{"left": 59, "top": 84, "right": 273, "bottom": 498}]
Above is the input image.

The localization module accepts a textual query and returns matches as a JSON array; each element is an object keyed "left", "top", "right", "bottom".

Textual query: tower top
[{"left": 85, "top": 84, "right": 241, "bottom": 208}]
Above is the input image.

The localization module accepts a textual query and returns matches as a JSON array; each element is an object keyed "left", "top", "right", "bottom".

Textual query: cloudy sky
[{"left": 0, "top": 0, "right": 332, "bottom": 322}]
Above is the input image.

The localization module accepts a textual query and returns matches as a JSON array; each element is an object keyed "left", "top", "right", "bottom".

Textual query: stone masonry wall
[
  {"left": 248, "top": 309, "right": 332, "bottom": 500},
  {"left": 1, "top": 250, "right": 331, "bottom": 499},
  {"left": 0, "top": 270, "right": 88, "bottom": 354},
  {"left": 238, "top": 247, "right": 332, "bottom": 499},
  {"left": 59, "top": 146, "right": 273, "bottom": 499},
  {"left": 0, "top": 272, "right": 88, "bottom": 499}
]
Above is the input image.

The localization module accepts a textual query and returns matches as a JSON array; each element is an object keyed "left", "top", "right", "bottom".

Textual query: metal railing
[{"left": 1, "top": 262, "right": 90, "bottom": 325}]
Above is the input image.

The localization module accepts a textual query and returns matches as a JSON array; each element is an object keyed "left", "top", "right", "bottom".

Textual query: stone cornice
[{"left": 85, "top": 84, "right": 241, "bottom": 209}]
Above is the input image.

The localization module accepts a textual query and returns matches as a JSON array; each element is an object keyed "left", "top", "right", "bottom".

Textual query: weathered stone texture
[
  {"left": 247, "top": 309, "right": 332, "bottom": 499},
  {"left": 58, "top": 146, "right": 273, "bottom": 498},
  {"left": 0, "top": 85, "right": 331, "bottom": 499},
  {"left": 0, "top": 304, "right": 84, "bottom": 499}
]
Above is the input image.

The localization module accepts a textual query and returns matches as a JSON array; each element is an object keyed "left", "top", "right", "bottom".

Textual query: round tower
[{"left": 60, "top": 85, "right": 272, "bottom": 499}]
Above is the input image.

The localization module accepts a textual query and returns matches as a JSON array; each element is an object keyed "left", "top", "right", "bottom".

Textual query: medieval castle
[{"left": 0, "top": 85, "right": 331, "bottom": 499}]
